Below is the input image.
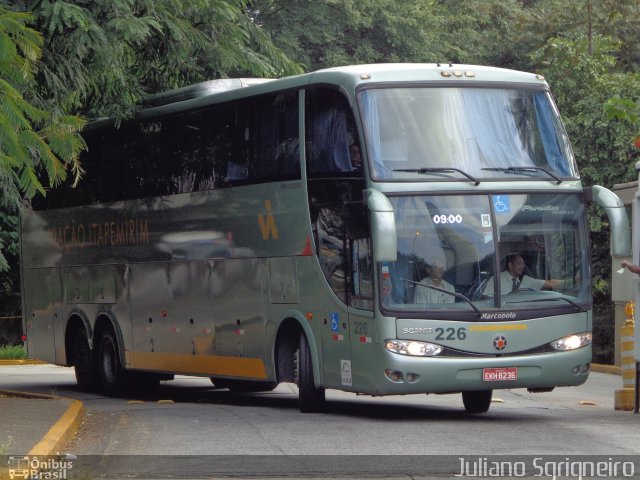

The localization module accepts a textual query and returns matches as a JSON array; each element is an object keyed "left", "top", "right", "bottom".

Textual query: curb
[
  {"left": 29, "top": 398, "right": 84, "bottom": 456},
  {"left": 0, "top": 389, "right": 84, "bottom": 456},
  {"left": 0, "top": 359, "right": 48, "bottom": 366}
]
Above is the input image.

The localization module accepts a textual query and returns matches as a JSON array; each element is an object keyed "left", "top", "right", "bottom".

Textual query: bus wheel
[
  {"left": 297, "top": 332, "right": 325, "bottom": 413},
  {"left": 97, "top": 328, "right": 129, "bottom": 396},
  {"left": 72, "top": 328, "right": 98, "bottom": 392},
  {"left": 462, "top": 390, "right": 492, "bottom": 414}
]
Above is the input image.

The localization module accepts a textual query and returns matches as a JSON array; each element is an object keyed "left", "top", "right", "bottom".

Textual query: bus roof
[
  {"left": 143, "top": 78, "right": 275, "bottom": 108},
  {"left": 87, "top": 63, "right": 548, "bottom": 127},
  {"left": 310, "top": 63, "right": 547, "bottom": 86}
]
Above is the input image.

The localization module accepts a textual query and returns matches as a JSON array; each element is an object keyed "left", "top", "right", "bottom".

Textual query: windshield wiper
[
  {"left": 481, "top": 166, "right": 563, "bottom": 184},
  {"left": 402, "top": 278, "right": 482, "bottom": 318},
  {"left": 505, "top": 297, "right": 582, "bottom": 311},
  {"left": 393, "top": 168, "right": 480, "bottom": 185}
]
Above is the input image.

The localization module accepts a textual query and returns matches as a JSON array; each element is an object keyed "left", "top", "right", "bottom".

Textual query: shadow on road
[{"left": 68, "top": 381, "right": 543, "bottom": 423}]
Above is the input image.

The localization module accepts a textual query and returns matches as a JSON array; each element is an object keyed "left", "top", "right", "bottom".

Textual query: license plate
[{"left": 483, "top": 367, "right": 517, "bottom": 381}]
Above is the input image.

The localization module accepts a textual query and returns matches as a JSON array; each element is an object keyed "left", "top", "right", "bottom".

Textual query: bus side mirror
[
  {"left": 365, "top": 189, "right": 397, "bottom": 263},
  {"left": 588, "top": 185, "right": 631, "bottom": 257}
]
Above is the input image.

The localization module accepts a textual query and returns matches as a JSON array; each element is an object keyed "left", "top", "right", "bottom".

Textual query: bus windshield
[
  {"left": 359, "top": 87, "right": 578, "bottom": 181},
  {"left": 380, "top": 193, "right": 590, "bottom": 317}
]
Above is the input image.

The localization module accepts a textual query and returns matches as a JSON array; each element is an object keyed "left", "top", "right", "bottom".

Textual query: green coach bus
[{"left": 20, "top": 64, "right": 630, "bottom": 413}]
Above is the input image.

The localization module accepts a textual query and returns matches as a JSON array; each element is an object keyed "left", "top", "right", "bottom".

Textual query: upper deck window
[{"left": 359, "top": 87, "right": 578, "bottom": 182}]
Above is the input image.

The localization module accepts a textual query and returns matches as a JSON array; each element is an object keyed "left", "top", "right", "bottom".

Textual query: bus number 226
[
  {"left": 354, "top": 322, "right": 368, "bottom": 335},
  {"left": 435, "top": 327, "right": 467, "bottom": 341}
]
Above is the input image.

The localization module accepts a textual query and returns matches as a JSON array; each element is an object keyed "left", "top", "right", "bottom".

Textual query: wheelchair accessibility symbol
[
  {"left": 331, "top": 313, "right": 340, "bottom": 332},
  {"left": 493, "top": 195, "right": 511, "bottom": 214}
]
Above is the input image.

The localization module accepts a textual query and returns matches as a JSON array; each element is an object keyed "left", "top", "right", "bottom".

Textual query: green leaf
[{"left": 0, "top": 31, "right": 17, "bottom": 64}]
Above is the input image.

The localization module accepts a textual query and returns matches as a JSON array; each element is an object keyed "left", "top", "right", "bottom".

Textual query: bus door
[
  {"left": 316, "top": 203, "right": 372, "bottom": 389},
  {"left": 315, "top": 204, "right": 352, "bottom": 387},
  {"left": 346, "top": 204, "right": 375, "bottom": 391},
  {"left": 320, "top": 307, "right": 352, "bottom": 389}
]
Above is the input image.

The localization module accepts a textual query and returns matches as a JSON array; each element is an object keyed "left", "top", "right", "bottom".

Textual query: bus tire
[
  {"left": 72, "top": 327, "right": 98, "bottom": 392},
  {"left": 97, "top": 327, "right": 130, "bottom": 396},
  {"left": 298, "top": 332, "right": 325, "bottom": 413},
  {"left": 462, "top": 390, "right": 492, "bottom": 414}
]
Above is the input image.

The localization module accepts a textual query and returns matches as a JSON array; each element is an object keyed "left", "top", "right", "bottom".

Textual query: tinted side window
[
  {"left": 36, "top": 124, "right": 132, "bottom": 208},
  {"left": 33, "top": 89, "right": 301, "bottom": 210},
  {"left": 247, "top": 91, "right": 300, "bottom": 182},
  {"left": 209, "top": 102, "right": 245, "bottom": 186},
  {"left": 163, "top": 110, "right": 218, "bottom": 194},
  {"left": 306, "top": 88, "right": 362, "bottom": 176},
  {"left": 127, "top": 120, "right": 169, "bottom": 198},
  {"left": 159, "top": 91, "right": 300, "bottom": 190}
]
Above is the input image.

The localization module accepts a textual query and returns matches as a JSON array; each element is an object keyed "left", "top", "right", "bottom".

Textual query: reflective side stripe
[{"left": 131, "top": 352, "right": 268, "bottom": 379}]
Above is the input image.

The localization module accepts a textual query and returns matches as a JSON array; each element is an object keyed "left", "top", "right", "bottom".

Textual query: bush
[{"left": 0, "top": 345, "right": 26, "bottom": 360}]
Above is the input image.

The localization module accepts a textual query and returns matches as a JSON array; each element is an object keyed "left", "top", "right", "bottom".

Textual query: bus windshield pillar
[{"left": 366, "top": 189, "right": 397, "bottom": 262}]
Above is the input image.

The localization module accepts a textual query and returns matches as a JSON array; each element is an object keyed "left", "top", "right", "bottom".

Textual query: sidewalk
[
  {"left": 0, "top": 392, "right": 82, "bottom": 455},
  {"left": 0, "top": 361, "right": 84, "bottom": 455}
]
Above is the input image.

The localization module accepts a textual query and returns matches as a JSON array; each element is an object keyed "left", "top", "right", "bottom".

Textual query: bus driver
[{"left": 483, "top": 253, "right": 565, "bottom": 296}]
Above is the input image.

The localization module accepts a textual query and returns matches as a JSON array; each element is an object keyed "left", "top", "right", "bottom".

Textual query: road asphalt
[{"left": 0, "top": 360, "right": 633, "bottom": 479}]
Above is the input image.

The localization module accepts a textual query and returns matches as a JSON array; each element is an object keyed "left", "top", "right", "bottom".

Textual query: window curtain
[{"left": 533, "top": 94, "right": 569, "bottom": 176}]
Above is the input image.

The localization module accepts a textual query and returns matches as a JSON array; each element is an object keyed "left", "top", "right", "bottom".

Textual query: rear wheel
[
  {"left": 297, "top": 332, "right": 325, "bottom": 413},
  {"left": 462, "top": 390, "right": 492, "bottom": 414},
  {"left": 72, "top": 328, "right": 98, "bottom": 392},
  {"left": 97, "top": 327, "right": 130, "bottom": 396}
]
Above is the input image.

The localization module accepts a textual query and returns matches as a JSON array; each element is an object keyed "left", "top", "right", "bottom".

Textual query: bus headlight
[
  {"left": 385, "top": 339, "right": 443, "bottom": 357},
  {"left": 550, "top": 332, "right": 592, "bottom": 351}
]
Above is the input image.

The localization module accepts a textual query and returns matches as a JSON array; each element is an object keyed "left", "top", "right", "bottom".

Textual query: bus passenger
[
  {"left": 413, "top": 261, "right": 455, "bottom": 304},
  {"left": 483, "top": 253, "right": 564, "bottom": 296},
  {"left": 349, "top": 143, "right": 362, "bottom": 171}
]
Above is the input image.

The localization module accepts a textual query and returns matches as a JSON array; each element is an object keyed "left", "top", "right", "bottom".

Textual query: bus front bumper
[{"left": 355, "top": 346, "right": 592, "bottom": 395}]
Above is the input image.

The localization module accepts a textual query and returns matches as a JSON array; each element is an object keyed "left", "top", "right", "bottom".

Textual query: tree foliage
[
  {"left": 249, "top": 0, "right": 459, "bottom": 70},
  {"left": 0, "top": 6, "right": 85, "bottom": 282},
  {"left": 6, "top": 0, "right": 302, "bottom": 122},
  {"left": 0, "top": 6, "right": 85, "bottom": 203}
]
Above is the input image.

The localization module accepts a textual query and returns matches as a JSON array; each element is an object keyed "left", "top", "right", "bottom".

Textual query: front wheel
[
  {"left": 297, "top": 332, "right": 325, "bottom": 413},
  {"left": 462, "top": 390, "right": 492, "bottom": 414},
  {"left": 97, "top": 328, "right": 130, "bottom": 396}
]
